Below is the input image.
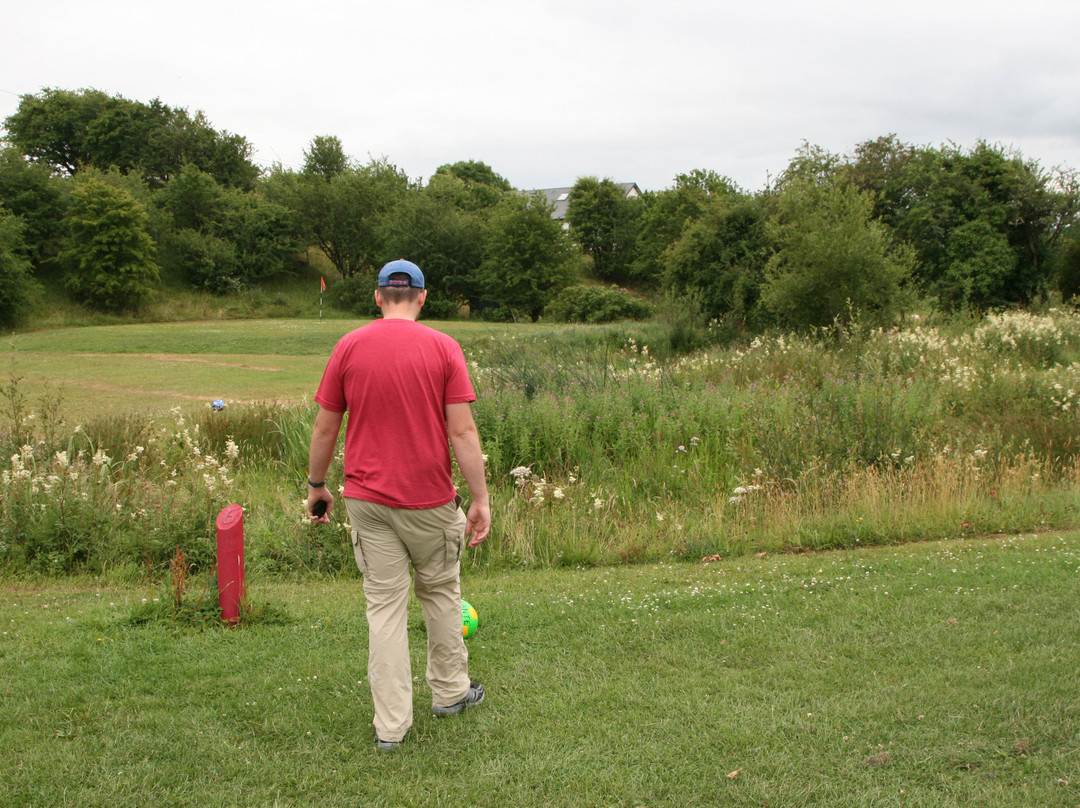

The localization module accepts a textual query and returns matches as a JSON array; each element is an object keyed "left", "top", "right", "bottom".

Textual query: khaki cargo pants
[{"left": 345, "top": 498, "right": 472, "bottom": 743}]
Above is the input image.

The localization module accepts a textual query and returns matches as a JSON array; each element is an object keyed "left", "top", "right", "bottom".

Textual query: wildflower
[
  {"left": 92, "top": 449, "right": 111, "bottom": 468},
  {"left": 553, "top": 487, "right": 565, "bottom": 500},
  {"left": 510, "top": 466, "right": 532, "bottom": 479},
  {"left": 54, "top": 451, "right": 69, "bottom": 469},
  {"left": 225, "top": 439, "right": 240, "bottom": 460},
  {"left": 593, "top": 498, "right": 603, "bottom": 510}
]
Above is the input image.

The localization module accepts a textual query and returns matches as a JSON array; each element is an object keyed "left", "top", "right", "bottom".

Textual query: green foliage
[
  {"left": 431, "top": 159, "right": 512, "bottom": 210},
  {"left": 0, "top": 209, "right": 42, "bottom": 327},
  {"left": 939, "top": 218, "right": 1016, "bottom": 311},
  {"left": 883, "top": 142, "right": 1071, "bottom": 307},
  {"left": 326, "top": 271, "right": 379, "bottom": 317},
  {"left": 161, "top": 228, "right": 240, "bottom": 293},
  {"left": 565, "top": 176, "right": 642, "bottom": 283},
  {"left": 0, "top": 144, "right": 67, "bottom": 270},
  {"left": 60, "top": 177, "right": 159, "bottom": 311},
  {"left": 1058, "top": 238, "right": 1080, "bottom": 302},
  {"left": 631, "top": 169, "right": 743, "bottom": 285},
  {"left": 4, "top": 87, "right": 259, "bottom": 188},
  {"left": 217, "top": 190, "right": 302, "bottom": 283},
  {"left": 661, "top": 195, "right": 770, "bottom": 327},
  {"left": 302, "top": 135, "right": 349, "bottom": 180},
  {"left": 761, "top": 180, "right": 914, "bottom": 329},
  {"left": 265, "top": 158, "right": 410, "bottom": 279},
  {"left": 157, "top": 166, "right": 301, "bottom": 291},
  {"left": 384, "top": 182, "right": 486, "bottom": 310},
  {"left": 543, "top": 284, "right": 654, "bottom": 323},
  {"left": 155, "top": 163, "right": 225, "bottom": 231},
  {"left": 477, "top": 192, "right": 583, "bottom": 320}
]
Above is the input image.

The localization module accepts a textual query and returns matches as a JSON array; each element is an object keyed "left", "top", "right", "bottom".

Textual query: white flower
[
  {"left": 553, "top": 487, "right": 565, "bottom": 500},
  {"left": 510, "top": 466, "right": 532, "bottom": 479},
  {"left": 225, "top": 439, "right": 240, "bottom": 460}
]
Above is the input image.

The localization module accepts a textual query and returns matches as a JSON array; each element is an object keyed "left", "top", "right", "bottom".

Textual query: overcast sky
[{"left": 4, "top": 0, "right": 1080, "bottom": 192}]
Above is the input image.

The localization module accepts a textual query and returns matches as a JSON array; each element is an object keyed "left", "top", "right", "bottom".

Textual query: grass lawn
[{"left": 2, "top": 531, "right": 1078, "bottom": 807}]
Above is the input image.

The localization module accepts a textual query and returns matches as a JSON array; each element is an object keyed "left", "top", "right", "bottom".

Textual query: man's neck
[{"left": 379, "top": 305, "right": 420, "bottom": 321}]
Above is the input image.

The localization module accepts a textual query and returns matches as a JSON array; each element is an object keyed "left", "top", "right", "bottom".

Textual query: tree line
[{"left": 2, "top": 87, "right": 1079, "bottom": 332}]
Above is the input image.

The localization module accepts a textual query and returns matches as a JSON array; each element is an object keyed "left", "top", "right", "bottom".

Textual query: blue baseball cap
[{"left": 378, "top": 259, "right": 425, "bottom": 289}]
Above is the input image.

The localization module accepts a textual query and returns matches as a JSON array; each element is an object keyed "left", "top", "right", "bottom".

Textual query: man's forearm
[
  {"left": 451, "top": 430, "right": 489, "bottom": 505},
  {"left": 445, "top": 402, "right": 488, "bottom": 503},
  {"left": 308, "top": 406, "right": 344, "bottom": 483}
]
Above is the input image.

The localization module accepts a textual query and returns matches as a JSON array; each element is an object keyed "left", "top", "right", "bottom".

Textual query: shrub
[
  {"left": 61, "top": 177, "right": 159, "bottom": 311},
  {"left": 0, "top": 209, "right": 41, "bottom": 327},
  {"left": 543, "top": 284, "right": 653, "bottom": 323},
  {"left": 327, "top": 272, "right": 378, "bottom": 317}
]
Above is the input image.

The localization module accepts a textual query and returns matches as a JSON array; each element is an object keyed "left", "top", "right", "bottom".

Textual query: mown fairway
[
  {"left": 6, "top": 319, "right": 520, "bottom": 419},
  {"left": 2, "top": 532, "right": 1079, "bottom": 807}
]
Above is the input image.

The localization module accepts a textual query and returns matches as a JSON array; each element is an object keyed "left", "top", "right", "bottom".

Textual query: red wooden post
[{"left": 216, "top": 504, "right": 246, "bottom": 624}]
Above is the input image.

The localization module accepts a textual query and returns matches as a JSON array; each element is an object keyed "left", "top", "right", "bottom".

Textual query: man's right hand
[{"left": 307, "top": 491, "right": 333, "bottom": 523}]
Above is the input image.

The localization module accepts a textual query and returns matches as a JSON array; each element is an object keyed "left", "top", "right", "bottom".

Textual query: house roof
[{"left": 528, "top": 182, "right": 641, "bottom": 219}]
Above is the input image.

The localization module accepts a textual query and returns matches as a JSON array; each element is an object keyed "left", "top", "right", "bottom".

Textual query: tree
[
  {"left": 302, "top": 135, "right": 349, "bottom": 180},
  {"left": 4, "top": 88, "right": 259, "bottom": 188},
  {"left": 760, "top": 180, "right": 913, "bottom": 330},
  {"left": 477, "top": 192, "right": 582, "bottom": 320},
  {"left": 61, "top": 177, "right": 159, "bottom": 310},
  {"left": 566, "top": 177, "right": 642, "bottom": 283},
  {"left": 633, "top": 169, "right": 744, "bottom": 285},
  {"left": 158, "top": 165, "right": 301, "bottom": 291},
  {"left": 216, "top": 189, "right": 302, "bottom": 284},
  {"left": 0, "top": 209, "right": 41, "bottom": 327},
  {"left": 0, "top": 144, "right": 67, "bottom": 270},
  {"left": 156, "top": 163, "right": 226, "bottom": 231},
  {"left": 1058, "top": 238, "right": 1080, "bottom": 302},
  {"left": 662, "top": 195, "right": 771, "bottom": 328},
  {"left": 384, "top": 185, "right": 486, "bottom": 316},
  {"left": 842, "top": 134, "right": 918, "bottom": 221},
  {"left": 430, "top": 160, "right": 512, "bottom": 211},
  {"left": 939, "top": 218, "right": 1016, "bottom": 311},
  {"left": 883, "top": 141, "right": 1071, "bottom": 308},
  {"left": 774, "top": 141, "right": 844, "bottom": 190},
  {"left": 266, "top": 158, "right": 411, "bottom": 279}
]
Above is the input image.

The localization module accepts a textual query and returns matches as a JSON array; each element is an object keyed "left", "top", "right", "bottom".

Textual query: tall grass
[{"left": 2, "top": 308, "right": 1080, "bottom": 576}]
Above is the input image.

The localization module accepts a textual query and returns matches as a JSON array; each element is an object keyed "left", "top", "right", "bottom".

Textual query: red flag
[{"left": 320, "top": 277, "right": 326, "bottom": 292}]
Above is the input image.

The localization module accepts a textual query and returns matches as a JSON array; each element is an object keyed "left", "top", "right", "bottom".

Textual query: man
[{"left": 306, "top": 259, "right": 491, "bottom": 752}]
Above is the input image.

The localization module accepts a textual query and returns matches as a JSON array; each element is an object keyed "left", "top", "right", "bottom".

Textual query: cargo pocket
[
  {"left": 443, "top": 508, "right": 467, "bottom": 567},
  {"left": 351, "top": 528, "right": 367, "bottom": 576}
]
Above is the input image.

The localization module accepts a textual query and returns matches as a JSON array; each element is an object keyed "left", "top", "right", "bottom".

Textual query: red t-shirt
[{"left": 314, "top": 319, "right": 476, "bottom": 509}]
